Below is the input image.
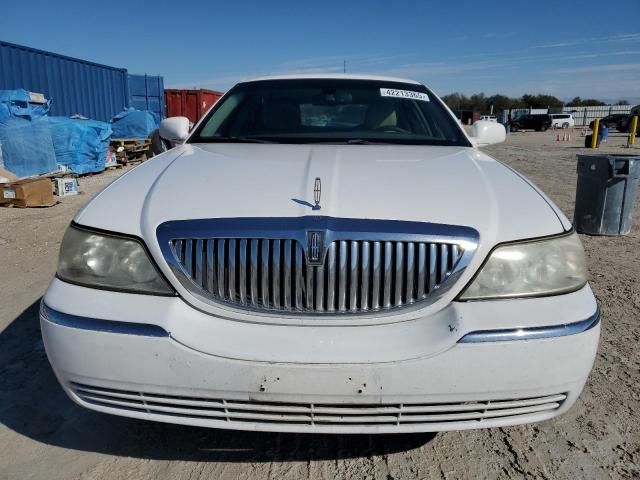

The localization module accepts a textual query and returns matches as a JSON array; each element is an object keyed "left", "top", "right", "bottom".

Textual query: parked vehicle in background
[
  {"left": 601, "top": 113, "right": 630, "bottom": 130},
  {"left": 41, "top": 74, "right": 598, "bottom": 435},
  {"left": 509, "top": 114, "right": 552, "bottom": 132},
  {"left": 479, "top": 115, "right": 497, "bottom": 122},
  {"left": 617, "top": 105, "right": 640, "bottom": 133},
  {"left": 549, "top": 114, "right": 574, "bottom": 129}
]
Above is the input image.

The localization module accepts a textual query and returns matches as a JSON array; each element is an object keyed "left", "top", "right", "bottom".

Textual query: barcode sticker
[{"left": 380, "top": 88, "right": 429, "bottom": 101}]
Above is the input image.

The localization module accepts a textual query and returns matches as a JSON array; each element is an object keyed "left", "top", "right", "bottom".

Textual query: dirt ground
[{"left": 1, "top": 131, "right": 638, "bottom": 480}]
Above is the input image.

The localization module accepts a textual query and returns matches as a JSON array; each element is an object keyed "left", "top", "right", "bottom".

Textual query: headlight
[
  {"left": 57, "top": 225, "right": 174, "bottom": 295},
  {"left": 460, "top": 232, "right": 588, "bottom": 300}
]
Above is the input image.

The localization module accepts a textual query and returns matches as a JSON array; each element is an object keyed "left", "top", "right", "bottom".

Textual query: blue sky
[{"left": 4, "top": 0, "right": 640, "bottom": 101}]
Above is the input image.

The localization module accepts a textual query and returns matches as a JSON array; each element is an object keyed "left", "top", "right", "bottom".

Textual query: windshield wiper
[{"left": 205, "top": 136, "right": 277, "bottom": 144}]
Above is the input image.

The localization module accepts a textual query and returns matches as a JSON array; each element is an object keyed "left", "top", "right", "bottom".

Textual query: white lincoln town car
[{"left": 41, "top": 74, "right": 600, "bottom": 434}]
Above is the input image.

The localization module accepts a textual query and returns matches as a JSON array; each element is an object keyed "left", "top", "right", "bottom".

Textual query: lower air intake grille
[{"left": 70, "top": 382, "right": 566, "bottom": 428}]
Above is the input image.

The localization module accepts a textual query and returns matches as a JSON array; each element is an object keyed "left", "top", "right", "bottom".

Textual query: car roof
[{"left": 239, "top": 73, "right": 422, "bottom": 85}]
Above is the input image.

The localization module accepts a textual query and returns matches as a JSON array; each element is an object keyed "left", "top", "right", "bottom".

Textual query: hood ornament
[{"left": 313, "top": 177, "right": 321, "bottom": 211}]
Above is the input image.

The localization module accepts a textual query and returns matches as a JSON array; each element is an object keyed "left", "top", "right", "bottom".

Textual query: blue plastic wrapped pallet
[
  {"left": 111, "top": 107, "right": 159, "bottom": 139},
  {"left": 0, "top": 89, "right": 58, "bottom": 177},
  {"left": 49, "top": 117, "right": 113, "bottom": 174}
]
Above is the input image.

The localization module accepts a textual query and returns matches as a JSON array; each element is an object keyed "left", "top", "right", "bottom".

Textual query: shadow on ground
[{"left": 0, "top": 300, "right": 436, "bottom": 462}]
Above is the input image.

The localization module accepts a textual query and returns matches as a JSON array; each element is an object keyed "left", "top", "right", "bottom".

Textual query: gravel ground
[{"left": 1, "top": 131, "right": 638, "bottom": 480}]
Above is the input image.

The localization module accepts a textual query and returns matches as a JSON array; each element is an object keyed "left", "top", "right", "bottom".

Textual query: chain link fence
[{"left": 499, "top": 105, "right": 634, "bottom": 128}]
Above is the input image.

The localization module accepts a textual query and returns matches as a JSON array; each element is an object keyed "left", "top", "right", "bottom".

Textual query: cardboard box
[
  {"left": 53, "top": 177, "right": 80, "bottom": 196},
  {"left": 0, "top": 178, "right": 56, "bottom": 208}
]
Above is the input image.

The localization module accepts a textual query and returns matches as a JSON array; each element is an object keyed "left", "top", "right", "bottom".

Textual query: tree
[
  {"left": 616, "top": 100, "right": 630, "bottom": 106},
  {"left": 521, "top": 93, "right": 563, "bottom": 109},
  {"left": 568, "top": 97, "right": 607, "bottom": 107},
  {"left": 579, "top": 98, "right": 607, "bottom": 106}
]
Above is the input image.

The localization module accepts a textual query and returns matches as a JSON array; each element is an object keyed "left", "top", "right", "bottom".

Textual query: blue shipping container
[
  {"left": 0, "top": 41, "right": 165, "bottom": 124},
  {"left": 0, "top": 41, "right": 129, "bottom": 122},
  {"left": 128, "top": 74, "right": 164, "bottom": 119}
]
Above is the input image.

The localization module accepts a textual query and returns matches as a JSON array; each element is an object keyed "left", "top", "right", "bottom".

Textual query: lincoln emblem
[
  {"left": 306, "top": 231, "right": 325, "bottom": 265},
  {"left": 313, "top": 177, "right": 321, "bottom": 210}
]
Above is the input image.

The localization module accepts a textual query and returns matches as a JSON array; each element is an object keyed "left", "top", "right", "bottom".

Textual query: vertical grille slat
[
  {"left": 171, "top": 236, "right": 465, "bottom": 315},
  {"left": 383, "top": 241, "right": 393, "bottom": 308},
  {"left": 349, "top": 241, "right": 359, "bottom": 312},
  {"left": 360, "top": 241, "right": 370, "bottom": 311},
  {"left": 406, "top": 242, "right": 415, "bottom": 303},
  {"left": 185, "top": 240, "right": 194, "bottom": 277},
  {"left": 440, "top": 244, "right": 449, "bottom": 284},
  {"left": 452, "top": 244, "right": 460, "bottom": 267},
  {"left": 238, "top": 239, "right": 247, "bottom": 305},
  {"left": 295, "top": 243, "right": 304, "bottom": 310},
  {"left": 372, "top": 241, "right": 382, "bottom": 310},
  {"left": 428, "top": 243, "right": 437, "bottom": 292},
  {"left": 338, "top": 241, "right": 348, "bottom": 312},
  {"left": 194, "top": 240, "right": 204, "bottom": 287},
  {"left": 261, "top": 240, "right": 270, "bottom": 307},
  {"left": 305, "top": 262, "right": 314, "bottom": 309},
  {"left": 272, "top": 240, "right": 281, "bottom": 309},
  {"left": 206, "top": 239, "right": 216, "bottom": 294},
  {"left": 315, "top": 264, "right": 325, "bottom": 312},
  {"left": 174, "top": 240, "right": 184, "bottom": 263},
  {"left": 283, "top": 240, "right": 292, "bottom": 310},
  {"left": 228, "top": 239, "right": 237, "bottom": 301},
  {"left": 394, "top": 242, "right": 404, "bottom": 307},
  {"left": 326, "top": 243, "right": 337, "bottom": 312},
  {"left": 250, "top": 239, "right": 259, "bottom": 306},
  {"left": 417, "top": 242, "right": 426, "bottom": 299},
  {"left": 217, "top": 239, "right": 226, "bottom": 298}
]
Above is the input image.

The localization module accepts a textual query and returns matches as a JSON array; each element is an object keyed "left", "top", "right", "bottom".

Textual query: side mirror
[
  {"left": 471, "top": 120, "right": 506, "bottom": 147},
  {"left": 159, "top": 117, "right": 190, "bottom": 144}
]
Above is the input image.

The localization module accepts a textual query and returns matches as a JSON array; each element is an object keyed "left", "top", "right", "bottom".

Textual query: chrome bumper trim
[
  {"left": 40, "top": 302, "right": 169, "bottom": 337},
  {"left": 458, "top": 306, "right": 600, "bottom": 343}
]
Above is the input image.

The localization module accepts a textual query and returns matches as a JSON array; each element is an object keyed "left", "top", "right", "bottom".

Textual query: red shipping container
[{"left": 164, "top": 89, "right": 223, "bottom": 125}]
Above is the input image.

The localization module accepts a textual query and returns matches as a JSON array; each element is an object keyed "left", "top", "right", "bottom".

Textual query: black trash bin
[{"left": 574, "top": 155, "right": 640, "bottom": 235}]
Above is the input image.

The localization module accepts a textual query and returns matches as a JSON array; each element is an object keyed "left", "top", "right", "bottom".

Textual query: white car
[
  {"left": 41, "top": 74, "right": 599, "bottom": 434},
  {"left": 550, "top": 113, "right": 575, "bottom": 129}
]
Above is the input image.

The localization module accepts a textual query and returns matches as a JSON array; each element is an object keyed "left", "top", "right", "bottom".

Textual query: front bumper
[{"left": 40, "top": 281, "right": 600, "bottom": 434}]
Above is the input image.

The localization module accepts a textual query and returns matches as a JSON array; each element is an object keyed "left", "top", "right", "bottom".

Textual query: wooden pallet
[
  {"left": 111, "top": 138, "right": 151, "bottom": 165},
  {"left": 118, "top": 153, "right": 147, "bottom": 165}
]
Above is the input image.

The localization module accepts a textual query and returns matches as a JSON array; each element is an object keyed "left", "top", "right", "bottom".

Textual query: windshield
[{"left": 190, "top": 79, "right": 471, "bottom": 146}]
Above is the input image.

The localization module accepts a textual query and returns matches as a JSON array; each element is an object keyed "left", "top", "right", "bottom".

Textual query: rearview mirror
[
  {"left": 159, "top": 117, "right": 190, "bottom": 144},
  {"left": 471, "top": 120, "right": 506, "bottom": 147}
]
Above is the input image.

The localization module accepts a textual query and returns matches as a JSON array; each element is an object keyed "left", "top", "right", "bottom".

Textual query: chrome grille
[
  {"left": 71, "top": 382, "right": 567, "bottom": 429},
  {"left": 169, "top": 237, "right": 465, "bottom": 314}
]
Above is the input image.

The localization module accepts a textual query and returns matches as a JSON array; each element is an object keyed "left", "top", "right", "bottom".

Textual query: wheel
[
  {"left": 510, "top": 123, "right": 519, "bottom": 132},
  {"left": 540, "top": 125, "right": 549, "bottom": 132},
  {"left": 562, "top": 122, "right": 569, "bottom": 129}
]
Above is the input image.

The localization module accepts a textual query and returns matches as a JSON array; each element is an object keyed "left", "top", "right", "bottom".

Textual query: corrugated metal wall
[
  {"left": 0, "top": 41, "right": 134, "bottom": 122},
  {"left": 128, "top": 74, "right": 164, "bottom": 119}
]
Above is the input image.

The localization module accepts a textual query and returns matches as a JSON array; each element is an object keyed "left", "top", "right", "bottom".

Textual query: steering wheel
[{"left": 372, "top": 125, "right": 410, "bottom": 134}]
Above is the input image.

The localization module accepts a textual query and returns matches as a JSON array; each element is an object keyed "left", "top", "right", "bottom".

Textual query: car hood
[{"left": 77, "top": 143, "right": 567, "bottom": 243}]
